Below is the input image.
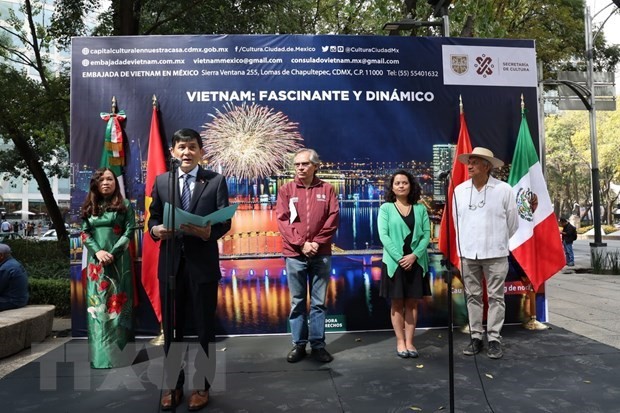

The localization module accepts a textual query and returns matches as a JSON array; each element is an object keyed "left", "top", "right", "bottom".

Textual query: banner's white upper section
[{"left": 442, "top": 45, "right": 537, "bottom": 87}]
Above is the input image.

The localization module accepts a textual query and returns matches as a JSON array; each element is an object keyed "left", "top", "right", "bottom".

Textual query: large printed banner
[{"left": 70, "top": 35, "right": 542, "bottom": 336}]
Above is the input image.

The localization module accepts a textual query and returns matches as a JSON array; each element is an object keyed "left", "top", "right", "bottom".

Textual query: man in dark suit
[{"left": 148, "top": 128, "right": 231, "bottom": 411}]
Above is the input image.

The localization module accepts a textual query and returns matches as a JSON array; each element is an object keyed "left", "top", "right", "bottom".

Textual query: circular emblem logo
[{"left": 516, "top": 187, "right": 537, "bottom": 222}]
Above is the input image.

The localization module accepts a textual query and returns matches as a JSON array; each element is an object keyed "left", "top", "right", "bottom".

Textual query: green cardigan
[{"left": 378, "top": 202, "right": 430, "bottom": 278}]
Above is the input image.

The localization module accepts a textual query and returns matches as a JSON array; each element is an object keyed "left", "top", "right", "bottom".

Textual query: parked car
[
  {"left": 39, "top": 229, "right": 58, "bottom": 241},
  {"left": 39, "top": 228, "right": 81, "bottom": 241},
  {"left": 0, "top": 232, "right": 25, "bottom": 242}
]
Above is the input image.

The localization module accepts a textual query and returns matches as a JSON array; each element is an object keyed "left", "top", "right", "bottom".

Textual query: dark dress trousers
[{"left": 148, "top": 167, "right": 231, "bottom": 389}]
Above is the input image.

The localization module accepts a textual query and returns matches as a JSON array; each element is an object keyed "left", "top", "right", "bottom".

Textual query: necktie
[{"left": 181, "top": 174, "right": 191, "bottom": 210}]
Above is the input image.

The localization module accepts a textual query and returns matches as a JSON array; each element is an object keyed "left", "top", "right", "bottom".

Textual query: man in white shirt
[{"left": 452, "top": 147, "right": 518, "bottom": 359}]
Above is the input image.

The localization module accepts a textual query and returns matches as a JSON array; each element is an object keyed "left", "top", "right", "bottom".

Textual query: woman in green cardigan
[{"left": 378, "top": 170, "right": 431, "bottom": 358}]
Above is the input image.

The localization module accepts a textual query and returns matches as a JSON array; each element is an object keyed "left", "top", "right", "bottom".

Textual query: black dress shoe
[
  {"left": 286, "top": 345, "right": 306, "bottom": 363},
  {"left": 311, "top": 348, "right": 333, "bottom": 363}
]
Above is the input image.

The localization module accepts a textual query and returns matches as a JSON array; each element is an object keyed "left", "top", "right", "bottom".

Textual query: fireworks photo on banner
[{"left": 201, "top": 102, "right": 304, "bottom": 180}]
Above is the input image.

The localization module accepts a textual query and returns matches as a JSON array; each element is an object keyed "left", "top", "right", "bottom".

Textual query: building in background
[
  {"left": 0, "top": 171, "right": 70, "bottom": 223},
  {"left": 432, "top": 144, "right": 455, "bottom": 202}
]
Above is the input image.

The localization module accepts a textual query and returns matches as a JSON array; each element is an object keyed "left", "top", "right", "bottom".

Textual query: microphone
[
  {"left": 437, "top": 170, "right": 451, "bottom": 180},
  {"left": 170, "top": 157, "right": 182, "bottom": 167}
]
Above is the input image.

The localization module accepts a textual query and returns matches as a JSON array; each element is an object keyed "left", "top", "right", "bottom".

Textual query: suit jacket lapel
[{"left": 188, "top": 167, "right": 209, "bottom": 212}]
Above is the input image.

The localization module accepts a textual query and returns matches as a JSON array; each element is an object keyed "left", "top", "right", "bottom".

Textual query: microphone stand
[
  {"left": 440, "top": 172, "right": 455, "bottom": 413},
  {"left": 164, "top": 158, "right": 180, "bottom": 412}
]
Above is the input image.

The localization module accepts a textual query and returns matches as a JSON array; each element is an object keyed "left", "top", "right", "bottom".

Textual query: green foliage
[
  {"left": 577, "top": 225, "right": 590, "bottom": 235},
  {"left": 5, "top": 239, "right": 69, "bottom": 279},
  {"left": 48, "top": 0, "right": 100, "bottom": 48},
  {"left": 545, "top": 113, "right": 592, "bottom": 217},
  {"left": 446, "top": 0, "right": 587, "bottom": 78},
  {"left": 6, "top": 239, "right": 71, "bottom": 315},
  {"left": 589, "top": 248, "right": 620, "bottom": 275},
  {"left": 28, "top": 278, "right": 71, "bottom": 316},
  {"left": 49, "top": 1, "right": 597, "bottom": 80},
  {"left": 0, "top": 65, "right": 68, "bottom": 179},
  {"left": 0, "top": 0, "right": 70, "bottom": 246},
  {"left": 609, "top": 250, "right": 620, "bottom": 275},
  {"left": 576, "top": 225, "right": 618, "bottom": 235},
  {"left": 592, "top": 248, "right": 605, "bottom": 273},
  {"left": 545, "top": 108, "right": 620, "bottom": 224}
]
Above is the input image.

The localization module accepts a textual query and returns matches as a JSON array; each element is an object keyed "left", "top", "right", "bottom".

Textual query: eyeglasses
[{"left": 468, "top": 184, "right": 487, "bottom": 210}]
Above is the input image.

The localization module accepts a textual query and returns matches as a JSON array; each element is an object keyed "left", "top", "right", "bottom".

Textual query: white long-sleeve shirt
[{"left": 452, "top": 176, "right": 518, "bottom": 260}]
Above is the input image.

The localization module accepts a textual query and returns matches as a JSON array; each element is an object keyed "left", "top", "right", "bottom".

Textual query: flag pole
[{"left": 441, "top": 95, "right": 461, "bottom": 413}]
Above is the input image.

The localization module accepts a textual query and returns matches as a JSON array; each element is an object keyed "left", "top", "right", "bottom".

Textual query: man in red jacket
[{"left": 276, "top": 148, "right": 339, "bottom": 363}]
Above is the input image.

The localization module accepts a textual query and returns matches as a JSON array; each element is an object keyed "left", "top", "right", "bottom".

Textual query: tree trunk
[
  {"left": 460, "top": 15, "right": 474, "bottom": 37},
  {"left": 115, "top": 0, "right": 141, "bottom": 35},
  {"left": 9, "top": 130, "right": 68, "bottom": 255}
]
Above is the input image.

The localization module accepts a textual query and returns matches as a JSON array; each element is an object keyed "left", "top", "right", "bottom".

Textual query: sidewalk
[
  {"left": 546, "top": 271, "right": 620, "bottom": 349},
  {"left": 545, "top": 239, "right": 620, "bottom": 350}
]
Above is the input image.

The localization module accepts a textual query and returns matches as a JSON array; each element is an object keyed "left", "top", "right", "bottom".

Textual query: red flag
[
  {"left": 141, "top": 104, "right": 167, "bottom": 322},
  {"left": 438, "top": 110, "right": 473, "bottom": 269}
]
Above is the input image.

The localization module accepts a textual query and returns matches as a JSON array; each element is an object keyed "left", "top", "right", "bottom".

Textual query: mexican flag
[
  {"left": 100, "top": 109, "right": 127, "bottom": 194},
  {"left": 508, "top": 109, "right": 565, "bottom": 292},
  {"left": 81, "top": 108, "right": 130, "bottom": 299}
]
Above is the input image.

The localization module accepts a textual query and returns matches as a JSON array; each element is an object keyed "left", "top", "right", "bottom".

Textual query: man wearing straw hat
[{"left": 452, "top": 147, "right": 518, "bottom": 359}]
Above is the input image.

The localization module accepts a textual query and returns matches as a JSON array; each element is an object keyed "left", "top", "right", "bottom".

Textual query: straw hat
[{"left": 457, "top": 147, "right": 504, "bottom": 168}]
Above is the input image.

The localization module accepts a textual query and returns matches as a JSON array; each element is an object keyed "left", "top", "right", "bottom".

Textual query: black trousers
[{"left": 160, "top": 257, "right": 218, "bottom": 390}]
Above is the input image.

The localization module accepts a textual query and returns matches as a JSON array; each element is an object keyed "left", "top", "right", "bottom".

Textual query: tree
[
  {"left": 545, "top": 108, "right": 620, "bottom": 225},
  {"left": 0, "top": 0, "right": 69, "bottom": 248},
  {"left": 52, "top": 0, "right": 323, "bottom": 38},
  {"left": 49, "top": 0, "right": 593, "bottom": 68},
  {"left": 544, "top": 113, "right": 592, "bottom": 219},
  {"left": 447, "top": 1, "right": 587, "bottom": 77},
  {"left": 578, "top": 110, "right": 620, "bottom": 224}
]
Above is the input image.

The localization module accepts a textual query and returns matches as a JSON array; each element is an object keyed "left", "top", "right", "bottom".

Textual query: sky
[
  {"left": 588, "top": 0, "right": 620, "bottom": 44},
  {"left": 587, "top": 0, "right": 620, "bottom": 86}
]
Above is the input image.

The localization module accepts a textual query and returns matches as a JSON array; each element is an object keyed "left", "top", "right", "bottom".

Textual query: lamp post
[
  {"left": 383, "top": 0, "right": 451, "bottom": 35},
  {"left": 382, "top": 18, "right": 449, "bottom": 36},
  {"left": 584, "top": 4, "right": 608, "bottom": 251}
]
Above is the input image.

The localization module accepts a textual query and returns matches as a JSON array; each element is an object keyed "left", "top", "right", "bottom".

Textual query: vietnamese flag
[
  {"left": 508, "top": 102, "right": 565, "bottom": 292},
  {"left": 141, "top": 101, "right": 167, "bottom": 321},
  {"left": 438, "top": 103, "right": 473, "bottom": 269}
]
